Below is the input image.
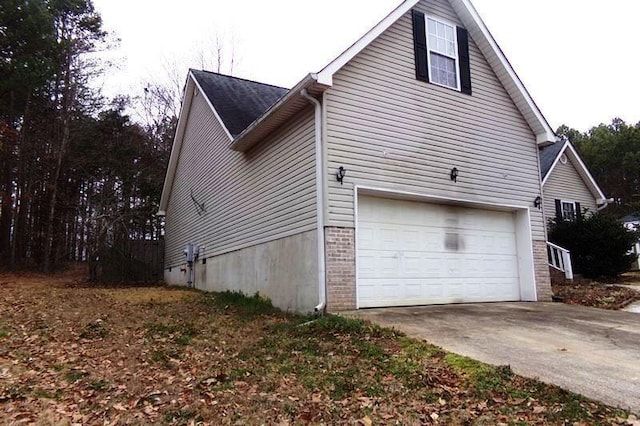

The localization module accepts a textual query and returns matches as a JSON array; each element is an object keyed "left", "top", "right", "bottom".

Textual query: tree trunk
[{"left": 43, "top": 114, "right": 70, "bottom": 272}]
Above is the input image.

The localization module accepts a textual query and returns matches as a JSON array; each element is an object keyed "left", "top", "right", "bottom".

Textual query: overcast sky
[{"left": 92, "top": 0, "right": 640, "bottom": 132}]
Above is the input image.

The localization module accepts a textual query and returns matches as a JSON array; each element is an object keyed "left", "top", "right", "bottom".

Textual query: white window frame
[
  {"left": 561, "top": 200, "right": 577, "bottom": 221},
  {"left": 425, "top": 15, "right": 461, "bottom": 91}
]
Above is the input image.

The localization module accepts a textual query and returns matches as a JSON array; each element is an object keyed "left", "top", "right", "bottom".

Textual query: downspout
[{"left": 301, "top": 89, "right": 326, "bottom": 314}]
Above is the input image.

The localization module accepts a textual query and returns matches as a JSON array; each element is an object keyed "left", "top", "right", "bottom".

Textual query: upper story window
[
  {"left": 411, "top": 10, "right": 472, "bottom": 95},
  {"left": 427, "top": 17, "right": 459, "bottom": 90}
]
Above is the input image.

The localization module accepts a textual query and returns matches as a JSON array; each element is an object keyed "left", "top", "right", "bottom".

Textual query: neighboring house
[
  {"left": 538, "top": 139, "right": 609, "bottom": 280},
  {"left": 539, "top": 138, "right": 608, "bottom": 224},
  {"left": 159, "top": 0, "right": 561, "bottom": 313}
]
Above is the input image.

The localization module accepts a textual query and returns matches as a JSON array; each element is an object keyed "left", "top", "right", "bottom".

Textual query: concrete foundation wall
[{"left": 164, "top": 230, "right": 318, "bottom": 313}]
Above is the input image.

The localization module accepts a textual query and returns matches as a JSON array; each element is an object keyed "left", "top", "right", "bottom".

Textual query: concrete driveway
[{"left": 348, "top": 302, "right": 640, "bottom": 413}]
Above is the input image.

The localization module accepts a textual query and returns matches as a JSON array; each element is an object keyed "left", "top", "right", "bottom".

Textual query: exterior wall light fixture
[
  {"left": 534, "top": 196, "right": 542, "bottom": 209},
  {"left": 337, "top": 166, "right": 346, "bottom": 185},
  {"left": 450, "top": 167, "right": 459, "bottom": 183}
]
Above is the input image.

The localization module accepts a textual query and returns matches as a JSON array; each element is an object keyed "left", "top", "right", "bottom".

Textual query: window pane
[
  {"left": 428, "top": 18, "right": 437, "bottom": 34},
  {"left": 430, "top": 53, "right": 457, "bottom": 89},
  {"left": 448, "top": 72, "right": 456, "bottom": 88},
  {"left": 446, "top": 26, "right": 454, "bottom": 41},
  {"left": 429, "top": 34, "right": 437, "bottom": 48},
  {"left": 437, "top": 38, "right": 446, "bottom": 52},
  {"left": 437, "top": 22, "right": 445, "bottom": 37},
  {"left": 447, "top": 41, "right": 455, "bottom": 56}
]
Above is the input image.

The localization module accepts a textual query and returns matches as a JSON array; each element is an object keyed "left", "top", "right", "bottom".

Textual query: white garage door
[{"left": 357, "top": 196, "right": 520, "bottom": 308}]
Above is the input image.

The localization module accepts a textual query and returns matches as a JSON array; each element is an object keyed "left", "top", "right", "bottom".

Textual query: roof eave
[
  {"left": 158, "top": 75, "right": 196, "bottom": 214},
  {"left": 229, "top": 74, "right": 329, "bottom": 152},
  {"left": 541, "top": 141, "right": 607, "bottom": 202},
  {"left": 564, "top": 143, "right": 607, "bottom": 202},
  {"left": 449, "top": 0, "right": 556, "bottom": 146},
  {"left": 316, "top": 0, "right": 419, "bottom": 86}
]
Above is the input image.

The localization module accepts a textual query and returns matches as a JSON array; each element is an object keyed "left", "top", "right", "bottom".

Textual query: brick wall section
[
  {"left": 533, "top": 240, "right": 553, "bottom": 301},
  {"left": 325, "top": 227, "right": 357, "bottom": 312}
]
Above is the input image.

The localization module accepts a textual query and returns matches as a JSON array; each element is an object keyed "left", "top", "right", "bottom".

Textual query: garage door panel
[
  {"left": 358, "top": 252, "right": 518, "bottom": 279},
  {"left": 463, "top": 232, "right": 516, "bottom": 254},
  {"left": 360, "top": 223, "right": 516, "bottom": 255},
  {"left": 360, "top": 223, "right": 441, "bottom": 252},
  {"left": 357, "top": 196, "right": 521, "bottom": 308}
]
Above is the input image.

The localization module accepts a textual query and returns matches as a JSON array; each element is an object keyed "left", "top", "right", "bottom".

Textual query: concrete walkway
[
  {"left": 348, "top": 303, "right": 640, "bottom": 413},
  {"left": 619, "top": 284, "right": 640, "bottom": 313},
  {"left": 625, "top": 302, "right": 640, "bottom": 313}
]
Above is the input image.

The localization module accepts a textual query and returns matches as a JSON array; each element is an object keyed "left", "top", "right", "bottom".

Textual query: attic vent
[{"left": 560, "top": 154, "right": 568, "bottom": 165}]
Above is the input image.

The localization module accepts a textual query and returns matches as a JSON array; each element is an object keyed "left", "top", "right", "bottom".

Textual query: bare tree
[{"left": 189, "top": 28, "right": 241, "bottom": 75}]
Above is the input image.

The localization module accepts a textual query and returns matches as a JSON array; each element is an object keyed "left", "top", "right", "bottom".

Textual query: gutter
[
  {"left": 597, "top": 198, "right": 615, "bottom": 211},
  {"left": 300, "top": 89, "right": 326, "bottom": 314}
]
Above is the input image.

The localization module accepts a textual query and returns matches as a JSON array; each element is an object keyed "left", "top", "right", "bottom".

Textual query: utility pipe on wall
[{"left": 300, "top": 89, "right": 326, "bottom": 313}]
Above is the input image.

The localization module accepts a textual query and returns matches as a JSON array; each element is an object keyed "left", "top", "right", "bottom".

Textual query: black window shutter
[
  {"left": 575, "top": 202, "right": 582, "bottom": 220},
  {"left": 555, "top": 199, "right": 563, "bottom": 222},
  {"left": 412, "top": 10, "right": 429, "bottom": 82},
  {"left": 457, "top": 26, "right": 472, "bottom": 95}
]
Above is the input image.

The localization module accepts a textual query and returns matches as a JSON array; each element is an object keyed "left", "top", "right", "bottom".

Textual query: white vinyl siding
[
  {"left": 324, "top": 0, "right": 545, "bottom": 242},
  {"left": 164, "top": 91, "right": 317, "bottom": 267},
  {"left": 543, "top": 157, "right": 598, "bottom": 225}
]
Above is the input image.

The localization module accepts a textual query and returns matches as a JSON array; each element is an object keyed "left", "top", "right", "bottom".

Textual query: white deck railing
[{"left": 547, "top": 242, "right": 574, "bottom": 280}]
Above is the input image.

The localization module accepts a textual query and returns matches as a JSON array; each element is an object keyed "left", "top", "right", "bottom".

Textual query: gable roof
[
  {"left": 540, "top": 139, "right": 607, "bottom": 203},
  {"left": 229, "top": 0, "right": 557, "bottom": 152},
  {"left": 314, "top": 0, "right": 556, "bottom": 145},
  {"left": 160, "top": 0, "right": 560, "bottom": 214},
  {"left": 191, "top": 70, "right": 289, "bottom": 137}
]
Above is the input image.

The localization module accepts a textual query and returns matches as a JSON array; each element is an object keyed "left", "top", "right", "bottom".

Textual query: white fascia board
[
  {"left": 190, "top": 71, "right": 234, "bottom": 141},
  {"left": 159, "top": 71, "right": 237, "bottom": 214},
  {"left": 450, "top": 0, "right": 556, "bottom": 145},
  {"left": 564, "top": 143, "right": 607, "bottom": 201},
  {"left": 317, "top": 0, "right": 420, "bottom": 86},
  {"left": 158, "top": 76, "right": 195, "bottom": 214}
]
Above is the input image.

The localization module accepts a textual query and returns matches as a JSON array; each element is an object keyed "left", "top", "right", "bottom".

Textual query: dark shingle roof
[
  {"left": 191, "top": 69, "right": 289, "bottom": 137},
  {"left": 539, "top": 140, "right": 566, "bottom": 179}
]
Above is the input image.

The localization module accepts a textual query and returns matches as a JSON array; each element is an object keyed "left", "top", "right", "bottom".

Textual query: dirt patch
[
  {"left": 0, "top": 270, "right": 635, "bottom": 425},
  {"left": 553, "top": 283, "right": 640, "bottom": 310}
]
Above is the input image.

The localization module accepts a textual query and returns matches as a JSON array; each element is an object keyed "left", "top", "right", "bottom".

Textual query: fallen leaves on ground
[
  {"left": 0, "top": 268, "right": 634, "bottom": 424},
  {"left": 553, "top": 283, "right": 640, "bottom": 310}
]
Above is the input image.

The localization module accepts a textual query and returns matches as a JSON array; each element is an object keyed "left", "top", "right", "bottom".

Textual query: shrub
[{"left": 549, "top": 212, "right": 639, "bottom": 279}]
